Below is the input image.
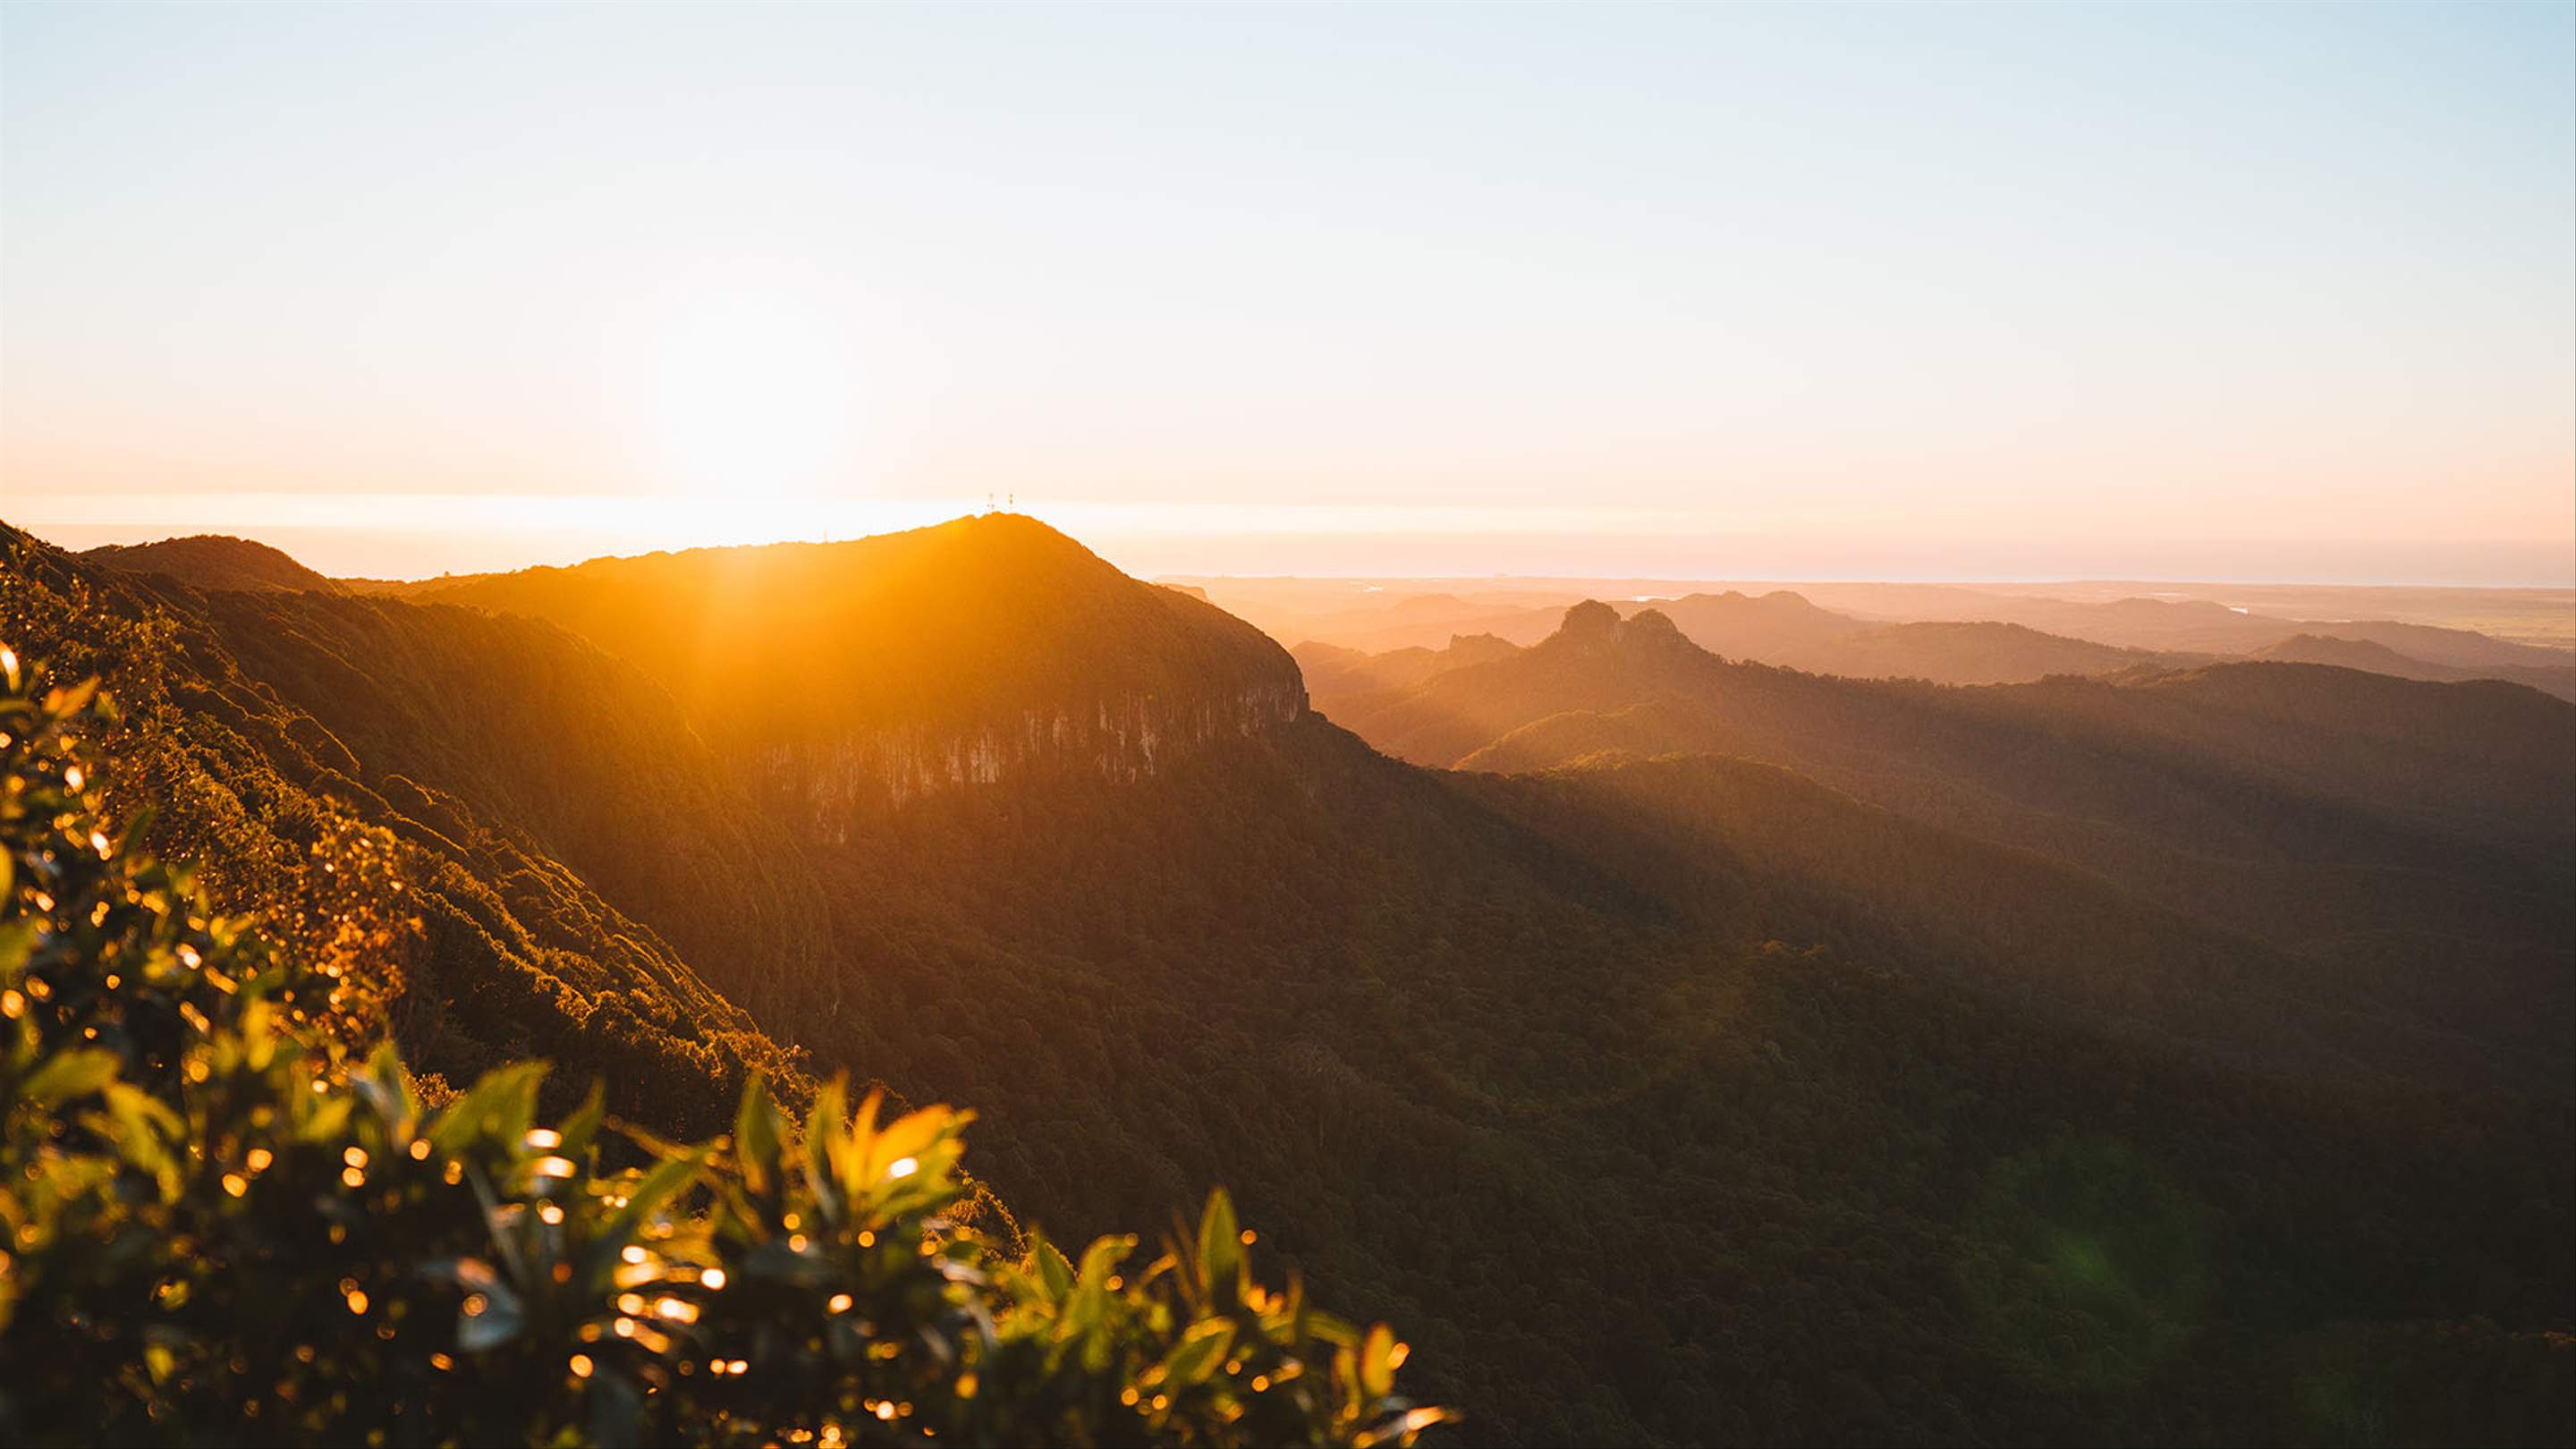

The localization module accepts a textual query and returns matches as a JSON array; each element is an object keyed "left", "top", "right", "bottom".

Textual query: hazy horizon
[
  {"left": 7, "top": 3, "right": 2573, "bottom": 586},
  {"left": 21, "top": 511, "right": 2576, "bottom": 591}
]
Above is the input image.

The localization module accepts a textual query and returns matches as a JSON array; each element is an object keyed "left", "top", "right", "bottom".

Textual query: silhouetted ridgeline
[
  {"left": 81, "top": 531, "right": 348, "bottom": 595},
  {"left": 5, "top": 519, "right": 2571, "bottom": 1445}
]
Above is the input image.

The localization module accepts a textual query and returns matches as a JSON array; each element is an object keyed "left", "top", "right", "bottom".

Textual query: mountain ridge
[
  {"left": 13, "top": 518, "right": 2571, "bottom": 1445},
  {"left": 82, "top": 533, "right": 347, "bottom": 595}
]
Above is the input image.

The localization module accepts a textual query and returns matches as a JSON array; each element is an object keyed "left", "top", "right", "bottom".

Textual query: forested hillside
[
  {"left": 0, "top": 650, "right": 1443, "bottom": 1446},
  {"left": 0, "top": 529, "right": 811, "bottom": 1135},
  {"left": 82, "top": 533, "right": 347, "bottom": 596},
  {"left": 8, "top": 521, "right": 2570, "bottom": 1445}
]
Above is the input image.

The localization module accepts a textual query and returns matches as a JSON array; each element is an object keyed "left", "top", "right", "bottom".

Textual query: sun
[{"left": 619, "top": 279, "right": 871, "bottom": 504}]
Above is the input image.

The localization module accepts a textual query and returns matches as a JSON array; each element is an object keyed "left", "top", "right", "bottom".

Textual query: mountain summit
[
  {"left": 1547, "top": 598, "right": 1690, "bottom": 651},
  {"left": 82, "top": 533, "right": 346, "bottom": 595},
  {"left": 407, "top": 514, "right": 1306, "bottom": 823}
]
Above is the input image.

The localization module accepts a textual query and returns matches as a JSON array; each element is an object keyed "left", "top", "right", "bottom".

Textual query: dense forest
[
  {"left": 12, "top": 517, "right": 2572, "bottom": 1445},
  {"left": 0, "top": 652, "right": 1445, "bottom": 1445}
]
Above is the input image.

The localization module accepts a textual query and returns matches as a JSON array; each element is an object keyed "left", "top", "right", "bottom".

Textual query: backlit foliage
[{"left": 0, "top": 648, "right": 1451, "bottom": 1447}]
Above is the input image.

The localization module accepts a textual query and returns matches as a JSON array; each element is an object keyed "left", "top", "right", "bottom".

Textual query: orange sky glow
[{"left": 4, "top": 4, "right": 2571, "bottom": 584}]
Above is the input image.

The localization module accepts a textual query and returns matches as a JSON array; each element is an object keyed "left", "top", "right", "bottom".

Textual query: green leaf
[
  {"left": 1197, "top": 1187, "right": 1242, "bottom": 1304},
  {"left": 21, "top": 1047, "right": 119, "bottom": 1106},
  {"left": 42, "top": 678, "right": 98, "bottom": 718},
  {"left": 801, "top": 1077, "right": 852, "bottom": 1226},
  {"left": 1359, "top": 1322, "right": 1397, "bottom": 1402},
  {"left": 428, "top": 1060, "right": 548, "bottom": 1159},
  {"left": 1063, "top": 1233, "right": 1136, "bottom": 1349},
  {"left": 733, "top": 1074, "right": 781, "bottom": 1197},
  {"left": 557, "top": 1080, "right": 606, "bottom": 1160},
  {"left": 352, "top": 1041, "right": 417, "bottom": 1139},
  {"left": 1076, "top": 1233, "right": 1134, "bottom": 1293},
  {"left": 1160, "top": 1318, "right": 1236, "bottom": 1387},
  {"left": 587, "top": 1150, "right": 707, "bottom": 1289},
  {"left": 1031, "top": 1231, "right": 1075, "bottom": 1305}
]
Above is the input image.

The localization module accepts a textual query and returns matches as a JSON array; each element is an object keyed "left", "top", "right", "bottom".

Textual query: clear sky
[{"left": 4, "top": 2, "right": 2572, "bottom": 581}]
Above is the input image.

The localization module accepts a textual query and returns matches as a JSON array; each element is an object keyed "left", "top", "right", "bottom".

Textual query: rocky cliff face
[{"left": 759, "top": 678, "right": 1307, "bottom": 840}]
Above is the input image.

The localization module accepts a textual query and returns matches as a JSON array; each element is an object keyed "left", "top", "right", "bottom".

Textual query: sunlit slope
[
  {"left": 409, "top": 514, "right": 1304, "bottom": 822},
  {"left": 191, "top": 588, "right": 838, "bottom": 1021},
  {"left": 0, "top": 529, "right": 809, "bottom": 1133}
]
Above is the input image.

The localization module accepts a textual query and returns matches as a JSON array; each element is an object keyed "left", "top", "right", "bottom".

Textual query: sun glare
[{"left": 622, "top": 281, "right": 870, "bottom": 504}]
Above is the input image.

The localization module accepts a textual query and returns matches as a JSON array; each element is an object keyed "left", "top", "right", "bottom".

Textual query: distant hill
[
  {"left": 81, "top": 533, "right": 345, "bottom": 594},
  {"left": 1341, "top": 599, "right": 2575, "bottom": 1082},
  {"left": 1629, "top": 590, "right": 2190, "bottom": 682},
  {"left": 1637, "top": 589, "right": 1867, "bottom": 659},
  {"left": 1290, "top": 631, "right": 1518, "bottom": 697},
  {"left": 2254, "top": 631, "right": 2576, "bottom": 701},
  {"left": 1885, "top": 589, "right": 2573, "bottom": 672},
  {"left": 1357, "top": 602, "right": 2575, "bottom": 869},
  {"left": 1774, "top": 618, "right": 2194, "bottom": 684},
  {"left": 1276, "top": 594, "right": 1569, "bottom": 654},
  {"left": 1285, "top": 584, "right": 2569, "bottom": 695}
]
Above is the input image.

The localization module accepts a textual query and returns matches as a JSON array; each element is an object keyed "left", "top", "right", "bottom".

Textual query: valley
[{"left": 19, "top": 515, "right": 2572, "bottom": 1445}]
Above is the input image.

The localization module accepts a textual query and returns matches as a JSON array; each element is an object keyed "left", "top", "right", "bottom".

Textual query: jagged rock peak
[
  {"left": 1553, "top": 600, "right": 1694, "bottom": 653},
  {"left": 1559, "top": 600, "right": 1622, "bottom": 639}
]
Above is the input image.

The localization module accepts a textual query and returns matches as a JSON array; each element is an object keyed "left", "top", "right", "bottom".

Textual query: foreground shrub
[{"left": 0, "top": 645, "right": 1451, "bottom": 1446}]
